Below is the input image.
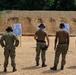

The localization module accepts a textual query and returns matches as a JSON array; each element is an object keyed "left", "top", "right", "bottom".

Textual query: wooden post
[{"left": 20, "top": 36, "right": 21, "bottom": 47}]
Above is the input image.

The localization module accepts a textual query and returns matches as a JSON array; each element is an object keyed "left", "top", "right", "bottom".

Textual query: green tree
[
  {"left": 0, "top": 0, "right": 19, "bottom": 10},
  {"left": 19, "top": 0, "right": 46, "bottom": 10},
  {"left": 44, "top": 0, "right": 54, "bottom": 10},
  {"left": 59, "top": 0, "right": 75, "bottom": 10},
  {"left": 53, "top": 0, "right": 59, "bottom": 9},
  {"left": 0, "top": 0, "right": 76, "bottom": 10}
]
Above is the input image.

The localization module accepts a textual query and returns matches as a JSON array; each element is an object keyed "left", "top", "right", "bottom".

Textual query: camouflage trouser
[
  {"left": 4, "top": 45, "right": 16, "bottom": 68},
  {"left": 54, "top": 44, "right": 68, "bottom": 66},
  {"left": 36, "top": 42, "right": 46, "bottom": 63}
]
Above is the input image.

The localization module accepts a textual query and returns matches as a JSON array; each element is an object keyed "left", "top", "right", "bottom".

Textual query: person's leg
[
  {"left": 41, "top": 50, "right": 47, "bottom": 67},
  {"left": 10, "top": 50, "right": 16, "bottom": 72},
  {"left": 4, "top": 50, "right": 9, "bottom": 72},
  {"left": 35, "top": 42, "right": 41, "bottom": 66},
  {"left": 51, "top": 45, "right": 61, "bottom": 70},
  {"left": 61, "top": 45, "right": 68, "bottom": 70}
]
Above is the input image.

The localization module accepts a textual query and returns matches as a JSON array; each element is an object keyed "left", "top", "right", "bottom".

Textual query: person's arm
[
  {"left": 46, "top": 35, "right": 49, "bottom": 47},
  {"left": 0, "top": 35, "right": 5, "bottom": 47},
  {"left": 54, "top": 32, "right": 58, "bottom": 51},
  {"left": 34, "top": 35, "right": 37, "bottom": 40},
  {"left": 34, "top": 34, "right": 38, "bottom": 42},
  {"left": 14, "top": 35, "right": 19, "bottom": 47},
  {"left": 34, "top": 31, "right": 38, "bottom": 41}
]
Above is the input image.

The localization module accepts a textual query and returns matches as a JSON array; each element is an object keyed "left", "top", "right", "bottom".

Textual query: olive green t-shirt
[{"left": 35, "top": 29, "right": 47, "bottom": 41}]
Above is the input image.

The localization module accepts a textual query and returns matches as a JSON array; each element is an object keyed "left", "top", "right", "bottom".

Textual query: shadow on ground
[
  {"left": 67, "top": 66, "right": 76, "bottom": 69},
  {"left": 21, "top": 66, "right": 41, "bottom": 70},
  {"left": 0, "top": 71, "right": 13, "bottom": 75},
  {"left": 42, "top": 69, "right": 61, "bottom": 74}
]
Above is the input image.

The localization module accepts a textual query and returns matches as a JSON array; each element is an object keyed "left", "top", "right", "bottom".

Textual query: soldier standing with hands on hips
[
  {"left": 50, "top": 23, "right": 69, "bottom": 70},
  {"left": 34, "top": 23, "right": 49, "bottom": 67},
  {"left": 0, "top": 26, "right": 19, "bottom": 72}
]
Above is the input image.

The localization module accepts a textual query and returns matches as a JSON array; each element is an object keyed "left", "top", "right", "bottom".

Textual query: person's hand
[{"left": 36, "top": 39, "right": 38, "bottom": 42}]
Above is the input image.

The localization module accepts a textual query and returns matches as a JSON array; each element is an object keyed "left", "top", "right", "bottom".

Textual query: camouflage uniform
[
  {"left": 36, "top": 42, "right": 46, "bottom": 63},
  {"left": 0, "top": 32, "right": 19, "bottom": 68},
  {"left": 54, "top": 44, "right": 68, "bottom": 66}
]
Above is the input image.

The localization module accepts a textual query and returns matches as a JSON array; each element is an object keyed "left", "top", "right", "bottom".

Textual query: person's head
[
  {"left": 38, "top": 23, "right": 45, "bottom": 29},
  {"left": 59, "top": 23, "right": 65, "bottom": 29},
  {"left": 6, "top": 26, "right": 13, "bottom": 32}
]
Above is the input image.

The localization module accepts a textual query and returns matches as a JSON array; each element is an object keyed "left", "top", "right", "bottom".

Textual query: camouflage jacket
[{"left": 0, "top": 32, "right": 19, "bottom": 47}]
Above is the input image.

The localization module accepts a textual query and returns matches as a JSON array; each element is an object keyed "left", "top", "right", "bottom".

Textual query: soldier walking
[
  {"left": 50, "top": 23, "right": 69, "bottom": 70},
  {"left": 34, "top": 23, "right": 49, "bottom": 67},
  {"left": 0, "top": 26, "right": 19, "bottom": 72}
]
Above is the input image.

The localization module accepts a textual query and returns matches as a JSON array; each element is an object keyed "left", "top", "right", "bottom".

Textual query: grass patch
[{"left": 0, "top": 11, "right": 3, "bottom": 20}]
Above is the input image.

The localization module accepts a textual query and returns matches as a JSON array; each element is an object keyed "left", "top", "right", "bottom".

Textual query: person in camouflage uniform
[
  {"left": 34, "top": 23, "right": 49, "bottom": 67},
  {"left": 50, "top": 23, "right": 69, "bottom": 70},
  {"left": 0, "top": 26, "right": 19, "bottom": 72}
]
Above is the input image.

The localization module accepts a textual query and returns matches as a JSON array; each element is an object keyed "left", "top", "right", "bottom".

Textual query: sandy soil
[
  {"left": 0, "top": 11, "right": 76, "bottom": 35},
  {"left": 0, "top": 36, "right": 76, "bottom": 75}
]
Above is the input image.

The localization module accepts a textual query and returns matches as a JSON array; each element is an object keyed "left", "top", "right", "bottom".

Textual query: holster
[
  {"left": 36, "top": 39, "right": 48, "bottom": 50},
  {"left": 42, "top": 45, "right": 48, "bottom": 51}
]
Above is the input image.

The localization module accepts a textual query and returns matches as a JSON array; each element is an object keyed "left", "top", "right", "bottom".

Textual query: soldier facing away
[
  {"left": 50, "top": 23, "right": 69, "bottom": 70},
  {"left": 34, "top": 23, "right": 49, "bottom": 67},
  {"left": 0, "top": 26, "right": 19, "bottom": 72}
]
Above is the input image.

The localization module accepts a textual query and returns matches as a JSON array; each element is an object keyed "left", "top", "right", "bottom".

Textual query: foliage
[
  {"left": 0, "top": 11, "right": 3, "bottom": 20},
  {"left": 0, "top": 0, "right": 76, "bottom": 10}
]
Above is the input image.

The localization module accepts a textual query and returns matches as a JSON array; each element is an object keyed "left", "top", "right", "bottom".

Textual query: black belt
[
  {"left": 36, "top": 39, "right": 46, "bottom": 43},
  {"left": 58, "top": 42, "right": 67, "bottom": 44}
]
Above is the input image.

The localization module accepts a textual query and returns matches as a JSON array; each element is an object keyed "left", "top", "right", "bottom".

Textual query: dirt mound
[{"left": 0, "top": 11, "right": 76, "bottom": 35}]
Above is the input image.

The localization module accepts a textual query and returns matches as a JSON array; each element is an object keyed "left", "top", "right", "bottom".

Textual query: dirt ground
[
  {"left": 0, "top": 36, "right": 76, "bottom": 75},
  {"left": 0, "top": 11, "right": 76, "bottom": 35}
]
